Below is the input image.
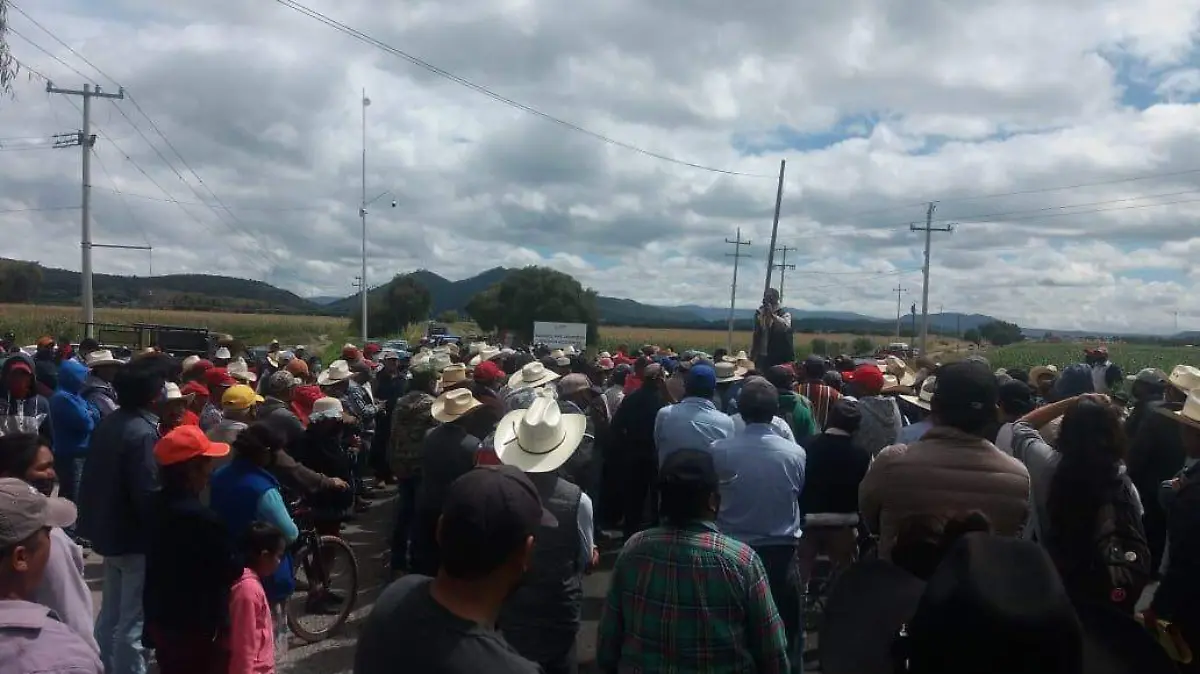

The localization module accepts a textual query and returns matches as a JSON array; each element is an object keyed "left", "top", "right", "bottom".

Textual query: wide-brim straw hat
[
  {"left": 469, "top": 347, "right": 502, "bottom": 366},
  {"left": 899, "top": 375, "right": 937, "bottom": 411},
  {"left": 431, "top": 388, "right": 483, "bottom": 423},
  {"left": 494, "top": 391, "right": 587, "bottom": 473},
  {"left": 509, "top": 361, "right": 560, "bottom": 391},
  {"left": 714, "top": 361, "right": 744, "bottom": 383},
  {"left": 1169, "top": 391, "right": 1200, "bottom": 431},
  {"left": 439, "top": 364, "right": 469, "bottom": 388},
  {"left": 85, "top": 349, "right": 123, "bottom": 368},
  {"left": 1168, "top": 364, "right": 1200, "bottom": 395},
  {"left": 316, "top": 359, "right": 352, "bottom": 385},
  {"left": 162, "top": 382, "right": 195, "bottom": 404},
  {"left": 1030, "top": 364, "right": 1059, "bottom": 382},
  {"left": 227, "top": 358, "right": 257, "bottom": 383}
]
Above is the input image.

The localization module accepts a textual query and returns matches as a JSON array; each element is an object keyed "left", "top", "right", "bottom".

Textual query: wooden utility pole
[
  {"left": 910, "top": 202, "right": 953, "bottom": 355},
  {"left": 724, "top": 229, "right": 752, "bottom": 353},
  {"left": 762, "top": 160, "right": 787, "bottom": 297},
  {"left": 772, "top": 245, "right": 797, "bottom": 304}
]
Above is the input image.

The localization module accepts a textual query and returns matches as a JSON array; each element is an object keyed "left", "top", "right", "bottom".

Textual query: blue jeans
[
  {"left": 95, "top": 554, "right": 147, "bottom": 674},
  {"left": 54, "top": 455, "right": 86, "bottom": 503}
]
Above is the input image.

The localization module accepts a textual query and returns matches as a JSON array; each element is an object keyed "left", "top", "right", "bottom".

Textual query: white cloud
[{"left": 2, "top": 0, "right": 1200, "bottom": 334}]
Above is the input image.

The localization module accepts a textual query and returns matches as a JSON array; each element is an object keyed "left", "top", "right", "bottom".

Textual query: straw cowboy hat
[
  {"left": 316, "top": 359, "right": 352, "bottom": 386},
  {"left": 734, "top": 350, "right": 749, "bottom": 361},
  {"left": 494, "top": 390, "right": 587, "bottom": 473},
  {"left": 227, "top": 358, "right": 257, "bottom": 383},
  {"left": 439, "top": 364, "right": 469, "bottom": 388},
  {"left": 429, "top": 353, "right": 453, "bottom": 373},
  {"left": 163, "top": 382, "right": 194, "bottom": 404},
  {"left": 883, "top": 355, "right": 917, "bottom": 388},
  {"left": 564, "top": 344, "right": 579, "bottom": 356},
  {"left": 508, "top": 361, "right": 560, "bottom": 391},
  {"left": 85, "top": 349, "right": 123, "bottom": 368},
  {"left": 468, "top": 342, "right": 487, "bottom": 356},
  {"left": 469, "top": 347, "right": 501, "bottom": 367},
  {"left": 714, "top": 361, "right": 744, "bottom": 384},
  {"left": 1170, "top": 391, "right": 1200, "bottom": 431},
  {"left": 1030, "top": 364, "right": 1059, "bottom": 382},
  {"left": 213, "top": 347, "right": 232, "bottom": 360},
  {"left": 549, "top": 348, "right": 566, "bottom": 360},
  {"left": 309, "top": 397, "right": 351, "bottom": 424},
  {"left": 1168, "top": 365, "right": 1200, "bottom": 395},
  {"left": 899, "top": 375, "right": 937, "bottom": 411},
  {"left": 431, "top": 388, "right": 483, "bottom": 423}
]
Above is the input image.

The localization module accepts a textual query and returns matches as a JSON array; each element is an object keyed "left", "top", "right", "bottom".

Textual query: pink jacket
[{"left": 226, "top": 568, "right": 275, "bottom": 674}]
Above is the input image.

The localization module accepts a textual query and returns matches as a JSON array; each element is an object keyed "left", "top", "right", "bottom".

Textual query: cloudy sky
[{"left": 3, "top": 0, "right": 1200, "bottom": 334}]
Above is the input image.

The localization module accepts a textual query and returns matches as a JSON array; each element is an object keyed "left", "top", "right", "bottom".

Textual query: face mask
[{"left": 7, "top": 376, "right": 31, "bottom": 399}]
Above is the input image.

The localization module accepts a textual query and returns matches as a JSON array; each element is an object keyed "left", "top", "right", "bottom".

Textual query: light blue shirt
[
  {"left": 655, "top": 397, "right": 736, "bottom": 466},
  {"left": 709, "top": 424, "right": 807, "bottom": 547},
  {"left": 897, "top": 419, "right": 933, "bottom": 445}
]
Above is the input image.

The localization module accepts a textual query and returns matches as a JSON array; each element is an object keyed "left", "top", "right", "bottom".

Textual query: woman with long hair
[{"left": 1043, "top": 397, "right": 1148, "bottom": 612}]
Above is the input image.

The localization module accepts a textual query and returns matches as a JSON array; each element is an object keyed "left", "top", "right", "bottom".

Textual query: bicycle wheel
[{"left": 286, "top": 535, "right": 360, "bottom": 643}]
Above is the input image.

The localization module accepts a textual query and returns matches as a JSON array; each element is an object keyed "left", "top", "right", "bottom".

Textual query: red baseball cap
[
  {"left": 191, "top": 359, "right": 214, "bottom": 374},
  {"left": 154, "top": 425, "right": 230, "bottom": 466},
  {"left": 474, "top": 361, "right": 504, "bottom": 384},
  {"left": 6, "top": 361, "right": 32, "bottom": 376},
  {"left": 364, "top": 343, "right": 382, "bottom": 356},
  {"left": 180, "top": 381, "right": 209, "bottom": 398},
  {"left": 852, "top": 364, "right": 885, "bottom": 394},
  {"left": 205, "top": 368, "right": 235, "bottom": 388}
]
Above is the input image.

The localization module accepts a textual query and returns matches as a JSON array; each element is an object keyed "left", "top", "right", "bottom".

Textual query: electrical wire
[
  {"left": 90, "top": 146, "right": 153, "bottom": 247},
  {"left": 5, "top": 26, "right": 96, "bottom": 84},
  {"left": 0, "top": 206, "right": 80, "bottom": 214},
  {"left": 271, "top": 0, "right": 772, "bottom": 179}
]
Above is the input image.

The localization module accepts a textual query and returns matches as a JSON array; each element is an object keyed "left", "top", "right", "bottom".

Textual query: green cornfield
[{"left": 985, "top": 342, "right": 1199, "bottom": 374}]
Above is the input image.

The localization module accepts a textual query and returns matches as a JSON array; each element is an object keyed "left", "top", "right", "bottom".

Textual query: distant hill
[{"left": 307, "top": 295, "right": 343, "bottom": 306}]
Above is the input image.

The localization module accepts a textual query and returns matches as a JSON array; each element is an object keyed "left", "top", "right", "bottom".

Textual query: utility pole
[
  {"left": 762, "top": 160, "right": 787, "bottom": 297},
  {"left": 910, "top": 202, "right": 953, "bottom": 356},
  {"left": 724, "top": 229, "right": 752, "bottom": 353},
  {"left": 893, "top": 284, "right": 908, "bottom": 339},
  {"left": 359, "top": 90, "right": 371, "bottom": 344},
  {"left": 47, "top": 82, "right": 126, "bottom": 338},
  {"left": 772, "top": 245, "right": 797, "bottom": 303}
]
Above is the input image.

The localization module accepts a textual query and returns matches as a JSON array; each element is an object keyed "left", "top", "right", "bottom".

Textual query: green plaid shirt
[{"left": 597, "top": 520, "right": 789, "bottom": 673}]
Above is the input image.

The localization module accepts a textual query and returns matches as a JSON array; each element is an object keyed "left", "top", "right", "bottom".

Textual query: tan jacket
[{"left": 859, "top": 426, "right": 1031, "bottom": 558}]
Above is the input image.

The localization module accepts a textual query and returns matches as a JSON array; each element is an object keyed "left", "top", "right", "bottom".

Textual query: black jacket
[
  {"left": 144, "top": 491, "right": 241, "bottom": 635},
  {"left": 1153, "top": 459, "right": 1200, "bottom": 625},
  {"left": 609, "top": 385, "right": 666, "bottom": 465},
  {"left": 1128, "top": 401, "right": 1187, "bottom": 569},
  {"left": 295, "top": 427, "right": 354, "bottom": 512},
  {"left": 799, "top": 431, "right": 871, "bottom": 516}
]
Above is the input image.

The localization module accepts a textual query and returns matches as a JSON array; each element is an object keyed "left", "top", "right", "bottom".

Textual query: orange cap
[{"left": 154, "top": 425, "right": 230, "bottom": 466}]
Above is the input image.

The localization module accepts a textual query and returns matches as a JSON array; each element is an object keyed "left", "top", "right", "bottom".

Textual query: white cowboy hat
[
  {"left": 494, "top": 391, "right": 587, "bottom": 473},
  {"left": 163, "top": 382, "right": 194, "bottom": 403},
  {"left": 598, "top": 351, "right": 612, "bottom": 360},
  {"left": 181, "top": 355, "right": 200, "bottom": 372},
  {"left": 440, "top": 364, "right": 469, "bottom": 387},
  {"left": 228, "top": 358, "right": 258, "bottom": 383},
  {"left": 431, "top": 388, "right": 483, "bottom": 423},
  {"left": 469, "top": 347, "right": 502, "bottom": 367},
  {"left": 317, "top": 359, "right": 352, "bottom": 386},
  {"left": 550, "top": 348, "right": 566, "bottom": 359},
  {"left": 214, "top": 347, "right": 232, "bottom": 360},
  {"left": 85, "top": 349, "right": 123, "bottom": 368},
  {"left": 883, "top": 356, "right": 917, "bottom": 388},
  {"left": 468, "top": 342, "right": 488, "bottom": 356},
  {"left": 714, "top": 361, "right": 744, "bottom": 383},
  {"left": 508, "top": 361, "right": 560, "bottom": 391},
  {"left": 721, "top": 355, "right": 737, "bottom": 363},
  {"left": 564, "top": 345, "right": 579, "bottom": 356},
  {"left": 1030, "top": 365, "right": 1059, "bottom": 382},
  {"left": 1168, "top": 365, "right": 1200, "bottom": 394},
  {"left": 309, "top": 397, "right": 350, "bottom": 423},
  {"left": 1168, "top": 391, "right": 1200, "bottom": 431},
  {"left": 899, "top": 375, "right": 937, "bottom": 411},
  {"left": 734, "top": 350, "right": 749, "bottom": 361}
]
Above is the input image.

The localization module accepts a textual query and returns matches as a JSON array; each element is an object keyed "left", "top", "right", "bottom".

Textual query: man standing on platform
[{"left": 751, "top": 288, "right": 794, "bottom": 373}]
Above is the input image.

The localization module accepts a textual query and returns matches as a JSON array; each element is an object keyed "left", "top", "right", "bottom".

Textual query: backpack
[{"left": 1091, "top": 476, "right": 1152, "bottom": 613}]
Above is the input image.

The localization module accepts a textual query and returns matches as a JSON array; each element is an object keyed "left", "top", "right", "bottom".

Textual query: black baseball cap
[
  {"left": 997, "top": 380, "right": 1035, "bottom": 416},
  {"left": 438, "top": 465, "right": 557, "bottom": 579},
  {"left": 658, "top": 448, "right": 720, "bottom": 491},
  {"left": 933, "top": 360, "right": 998, "bottom": 413}
]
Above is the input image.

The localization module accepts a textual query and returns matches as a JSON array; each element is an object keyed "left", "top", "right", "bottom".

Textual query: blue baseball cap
[{"left": 687, "top": 364, "right": 717, "bottom": 391}]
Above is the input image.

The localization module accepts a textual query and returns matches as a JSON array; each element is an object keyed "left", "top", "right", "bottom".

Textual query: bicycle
[{"left": 284, "top": 501, "right": 361, "bottom": 643}]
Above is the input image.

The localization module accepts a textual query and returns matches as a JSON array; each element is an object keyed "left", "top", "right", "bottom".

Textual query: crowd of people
[{"left": 0, "top": 299, "right": 1199, "bottom": 673}]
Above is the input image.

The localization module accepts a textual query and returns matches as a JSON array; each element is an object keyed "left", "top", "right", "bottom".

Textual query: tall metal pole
[
  {"left": 47, "top": 82, "right": 125, "bottom": 339},
  {"left": 724, "top": 228, "right": 752, "bottom": 353},
  {"left": 910, "top": 202, "right": 952, "bottom": 356},
  {"left": 360, "top": 90, "right": 369, "bottom": 344},
  {"left": 762, "top": 159, "right": 787, "bottom": 297},
  {"left": 894, "top": 284, "right": 907, "bottom": 339}
]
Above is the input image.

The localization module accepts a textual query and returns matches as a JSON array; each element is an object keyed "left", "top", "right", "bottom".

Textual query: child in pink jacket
[{"left": 227, "top": 522, "right": 286, "bottom": 674}]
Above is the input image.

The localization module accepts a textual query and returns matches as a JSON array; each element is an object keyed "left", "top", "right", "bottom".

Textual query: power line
[
  {"left": 9, "top": 2, "right": 115, "bottom": 83},
  {"left": 90, "top": 146, "right": 153, "bottom": 247},
  {"left": 5, "top": 26, "right": 96, "bottom": 84},
  {"left": 271, "top": 0, "right": 772, "bottom": 179},
  {"left": 0, "top": 206, "right": 81, "bottom": 214}
]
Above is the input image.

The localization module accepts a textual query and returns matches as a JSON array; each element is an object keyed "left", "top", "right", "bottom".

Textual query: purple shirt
[{"left": 0, "top": 599, "right": 103, "bottom": 674}]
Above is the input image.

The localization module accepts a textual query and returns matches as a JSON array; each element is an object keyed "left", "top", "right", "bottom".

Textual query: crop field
[
  {"left": 0, "top": 304, "right": 348, "bottom": 350},
  {"left": 985, "top": 342, "right": 1198, "bottom": 373},
  {"left": 595, "top": 326, "right": 964, "bottom": 357}
]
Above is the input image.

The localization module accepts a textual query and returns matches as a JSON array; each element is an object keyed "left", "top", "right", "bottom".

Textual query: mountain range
[{"left": 12, "top": 258, "right": 1155, "bottom": 338}]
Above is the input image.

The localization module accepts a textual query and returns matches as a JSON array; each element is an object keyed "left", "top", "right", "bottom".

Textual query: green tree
[
  {"left": 979, "top": 320, "right": 1024, "bottom": 347},
  {"left": 349, "top": 273, "right": 432, "bottom": 336},
  {"left": 466, "top": 266, "right": 598, "bottom": 345},
  {"left": 851, "top": 336, "right": 875, "bottom": 354},
  {"left": 810, "top": 338, "right": 829, "bottom": 355},
  {"left": 435, "top": 309, "right": 460, "bottom": 324},
  {"left": 963, "top": 328, "right": 982, "bottom": 345},
  {"left": 0, "top": 260, "right": 42, "bottom": 302}
]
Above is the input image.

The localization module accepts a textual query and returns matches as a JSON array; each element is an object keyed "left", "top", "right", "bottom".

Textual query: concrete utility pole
[
  {"left": 894, "top": 284, "right": 908, "bottom": 339},
  {"left": 772, "top": 245, "right": 797, "bottom": 303},
  {"left": 724, "top": 228, "right": 752, "bottom": 353},
  {"left": 762, "top": 159, "right": 787, "bottom": 298},
  {"left": 359, "top": 90, "right": 371, "bottom": 344},
  {"left": 46, "top": 82, "right": 126, "bottom": 338},
  {"left": 910, "top": 202, "right": 953, "bottom": 356}
]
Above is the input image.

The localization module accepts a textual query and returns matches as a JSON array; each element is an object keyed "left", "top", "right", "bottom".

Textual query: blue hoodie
[{"left": 49, "top": 360, "right": 99, "bottom": 458}]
